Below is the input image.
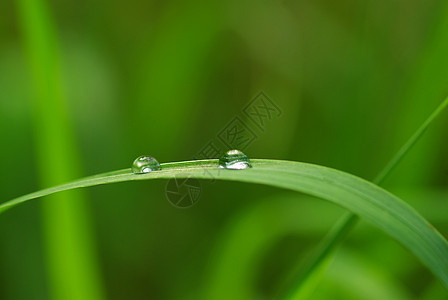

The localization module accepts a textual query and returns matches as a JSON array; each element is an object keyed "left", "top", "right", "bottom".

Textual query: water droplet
[
  {"left": 218, "top": 149, "right": 252, "bottom": 170},
  {"left": 132, "top": 156, "right": 161, "bottom": 174}
]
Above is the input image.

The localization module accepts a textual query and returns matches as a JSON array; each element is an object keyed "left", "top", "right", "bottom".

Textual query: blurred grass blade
[
  {"left": 16, "top": 0, "right": 104, "bottom": 299},
  {"left": 391, "top": 0, "right": 448, "bottom": 186},
  {"left": 203, "top": 194, "right": 339, "bottom": 300},
  {"left": 2, "top": 159, "right": 448, "bottom": 289}
]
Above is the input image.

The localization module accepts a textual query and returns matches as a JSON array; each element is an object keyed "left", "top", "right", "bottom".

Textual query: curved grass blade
[
  {"left": 2, "top": 159, "right": 448, "bottom": 288},
  {"left": 282, "top": 95, "right": 448, "bottom": 299}
]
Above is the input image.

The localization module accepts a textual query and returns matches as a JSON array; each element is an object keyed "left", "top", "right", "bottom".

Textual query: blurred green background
[{"left": 1, "top": 0, "right": 447, "bottom": 299}]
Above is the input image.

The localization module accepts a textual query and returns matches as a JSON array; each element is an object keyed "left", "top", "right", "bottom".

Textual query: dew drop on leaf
[
  {"left": 218, "top": 149, "right": 252, "bottom": 170},
  {"left": 132, "top": 156, "right": 161, "bottom": 174}
]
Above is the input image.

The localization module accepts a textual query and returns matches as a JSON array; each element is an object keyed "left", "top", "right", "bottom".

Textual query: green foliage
[{"left": 2, "top": 0, "right": 448, "bottom": 299}]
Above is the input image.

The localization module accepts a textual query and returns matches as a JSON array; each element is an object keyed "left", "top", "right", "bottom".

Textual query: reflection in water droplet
[
  {"left": 132, "top": 156, "right": 161, "bottom": 174},
  {"left": 218, "top": 149, "right": 252, "bottom": 170}
]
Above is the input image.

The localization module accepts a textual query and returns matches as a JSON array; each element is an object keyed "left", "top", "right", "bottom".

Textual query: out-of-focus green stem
[
  {"left": 16, "top": 0, "right": 104, "bottom": 299},
  {"left": 282, "top": 96, "right": 448, "bottom": 300}
]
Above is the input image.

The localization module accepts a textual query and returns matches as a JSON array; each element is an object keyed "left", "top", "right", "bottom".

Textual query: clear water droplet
[
  {"left": 218, "top": 149, "right": 252, "bottom": 170},
  {"left": 132, "top": 155, "right": 161, "bottom": 174}
]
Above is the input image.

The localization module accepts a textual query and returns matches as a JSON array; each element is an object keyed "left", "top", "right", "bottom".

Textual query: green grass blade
[
  {"left": 2, "top": 159, "right": 448, "bottom": 289},
  {"left": 16, "top": 0, "right": 104, "bottom": 298},
  {"left": 390, "top": 0, "right": 448, "bottom": 186},
  {"left": 373, "top": 95, "right": 448, "bottom": 184},
  {"left": 282, "top": 95, "right": 448, "bottom": 299}
]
